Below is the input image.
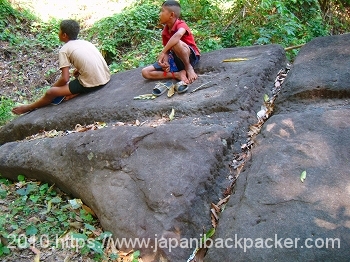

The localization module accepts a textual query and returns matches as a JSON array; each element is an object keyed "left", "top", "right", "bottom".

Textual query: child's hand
[
  {"left": 158, "top": 52, "right": 169, "bottom": 69},
  {"left": 72, "top": 69, "right": 80, "bottom": 78},
  {"left": 161, "top": 62, "right": 170, "bottom": 72}
]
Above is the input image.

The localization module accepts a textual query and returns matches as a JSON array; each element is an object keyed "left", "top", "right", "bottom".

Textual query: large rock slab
[
  {"left": 0, "top": 44, "right": 285, "bottom": 145},
  {"left": 0, "top": 123, "right": 230, "bottom": 261},
  {"left": 205, "top": 34, "right": 350, "bottom": 261},
  {"left": 279, "top": 33, "right": 350, "bottom": 106},
  {"left": 0, "top": 45, "right": 286, "bottom": 261}
]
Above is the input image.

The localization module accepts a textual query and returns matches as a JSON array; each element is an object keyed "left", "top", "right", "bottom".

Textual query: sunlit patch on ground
[{"left": 10, "top": 0, "right": 136, "bottom": 26}]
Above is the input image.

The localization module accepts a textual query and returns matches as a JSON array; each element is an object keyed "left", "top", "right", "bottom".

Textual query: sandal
[
  {"left": 51, "top": 96, "right": 65, "bottom": 105},
  {"left": 175, "top": 81, "right": 188, "bottom": 94},
  {"left": 152, "top": 81, "right": 174, "bottom": 96}
]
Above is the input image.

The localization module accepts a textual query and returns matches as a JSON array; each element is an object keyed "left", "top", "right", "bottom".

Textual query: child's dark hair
[
  {"left": 162, "top": 1, "right": 181, "bottom": 18},
  {"left": 60, "top": 20, "right": 80, "bottom": 40}
]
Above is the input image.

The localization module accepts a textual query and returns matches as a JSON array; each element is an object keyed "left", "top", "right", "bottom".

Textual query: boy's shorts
[
  {"left": 153, "top": 45, "right": 200, "bottom": 72},
  {"left": 69, "top": 79, "right": 106, "bottom": 94}
]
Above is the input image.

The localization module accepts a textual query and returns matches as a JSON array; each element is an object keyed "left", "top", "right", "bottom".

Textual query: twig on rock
[{"left": 190, "top": 81, "right": 212, "bottom": 93}]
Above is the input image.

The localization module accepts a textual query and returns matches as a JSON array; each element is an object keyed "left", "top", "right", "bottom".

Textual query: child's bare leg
[
  {"left": 65, "top": 94, "right": 79, "bottom": 101},
  {"left": 172, "top": 41, "right": 198, "bottom": 84},
  {"left": 12, "top": 85, "right": 71, "bottom": 115},
  {"left": 11, "top": 104, "right": 33, "bottom": 115},
  {"left": 142, "top": 65, "right": 188, "bottom": 82},
  {"left": 12, "top": 94, "right": 55, "bottom": 115},
  {"left": 173, "top": 70, "right": 188, "bottom": 83}
]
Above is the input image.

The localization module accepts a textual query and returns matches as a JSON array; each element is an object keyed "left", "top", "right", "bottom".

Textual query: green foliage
[
  {"left": 0, "top": 0, "right": 33, "bottom": 44},
  {"left": 0, "top": 0, "right": 60, "bottom": 50},
  {"left": 88, "top": 2, "right": 161, "bottom": 72},
  {"left": 180, "top": 0, "right": 222, "bottom": 22},
  {"left": 0, "top": 242, "right": 10, "bottom": 256},
  {"left": 0, "top": 97, "right": 14, "bottom": 126},
  {"left": 0, "top": 174, "right": 112, "bottom": 259},
  {"left": 30, "top": 18, "right": 61, "bottom": 49},
  {"left": 132, "top": 250, "right": 140, "bottom": 261},
  {"left": 221, "top": 1, "right": 310, "bottom": 47}
]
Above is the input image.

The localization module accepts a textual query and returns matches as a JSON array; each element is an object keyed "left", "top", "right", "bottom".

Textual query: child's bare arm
[
  {"left": 72, "top": 68, "right": 80, "bottom": 78},
  {"left": 161, "top": 28, "right": 186, "bottom": 54},
  {"left": 53, "top": 67, "right": 70, "bottom": 87},
  {"left": 158, "top": 52, "right": 170, "bottom": 70}
]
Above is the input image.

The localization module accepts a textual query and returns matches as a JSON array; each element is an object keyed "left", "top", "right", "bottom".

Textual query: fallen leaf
[
  {"left": 300, "top": 170, "right": 307, "bottom": 183},
  {"left": 222, "top": 58, "right": 248, "bottom": 62},
  {"left": 87, "top": 152, "right": 94, "bottom": 160},
  {"left": 248, "top": 124, "right": 261, "bottom": 136},
  {"left": 46, "top": 199, "right": 52, "bottom": 213},
  {"left": 210, "top": 208, "right": 219, "bottom": 221},
  {"left": 216, "top": 195, "right": 230, "bottom": 207},
  {"left": 257, "top": 105, "right": 267, "bottom": 120},
  {"left": 211, "top": 203, "right": 221, "bottom": 213},
  {"left": 69, "top": 221, "right": 84, "bottom": 229},
  {"left": 82, "top": 204, "right": 97, "bottom": 217},
  {"left": 211, "top": 213, "right": 217, "bottom": 228},
  {"left": 95, "top": 122, "right": 107, "bottom": 128},
  {"left": 68, "top": 199, "right": 83, "bottom": 209},
  {"left": 33, "top": 254, "right": 40, "bottom": 262},
  {"left": 30, "top": 245, "right": 40, "bottom": 255},
  {"left": 169, "top": 108, "right": 175, "bottom": 121},
  {"left": 263, "top": 94, "right": 269, "bottom": 102},
  {"left": 167, "top": 85, "right": 175, "bottom": 97},
  {"left": 133, "top": 93, "right": 156, "bottom": 100}
]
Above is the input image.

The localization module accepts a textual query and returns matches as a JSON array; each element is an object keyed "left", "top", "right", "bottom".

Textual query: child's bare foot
[
  {"left": 186, "top": 67, "right": 198, "bottom": 84},
  {"left": 175, "top": 70, "right": 189, "bottom": 84},
  {"left": 65, "top": 94, "right": 79, "bottom": 101},
  {"left": 12, "top": 105, "right": 33, "bottom": 115}
]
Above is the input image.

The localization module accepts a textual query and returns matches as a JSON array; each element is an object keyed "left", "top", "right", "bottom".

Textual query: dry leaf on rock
[
  {"left": 169, "top": 108, "right": 175, "bottom": 121},
  {"left": 69, "top": 221, "right": 84, "bottom": 229},
  {"left": 30, "top": 245, "right": 40, "bottom": 255},
  {"left": 222, "top": 57, "right": 248, "bottom": 62},
  {"left": 82, "top": 204, "right": 96, "bottom": 217},
  {"left": 68, "top": 198, "right": 83, "bottom": 209},
  {"left": 300, "top": 170, "right": 307, "bottom": 183},
  {"left": 114, "top": 121, "right": 125, "bottom": 126},
  {"left": 167, "top": 85, "right": 175, "bottom": 97},
  {"left": 211, "top": 203, "right": 221, "bottom": 213},
  {"left": 211, "top": 208, "right": 219, "bottom": 226},
  {"left": 248, "top": 124, "right": 261, "bottom": 137},
  {"left": 257, "top": 105, "right": 268, "bottom": 120},
  {"left": 33, "top": 254, "right": 40, "bottom": 262},
  {"left": 149, "top": 117, "right": 168, "bottom": 127}
]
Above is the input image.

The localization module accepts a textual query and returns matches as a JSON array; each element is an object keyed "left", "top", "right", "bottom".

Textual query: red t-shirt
[{"left": 162, "top": 19, "right": 200, "bottom": 56}]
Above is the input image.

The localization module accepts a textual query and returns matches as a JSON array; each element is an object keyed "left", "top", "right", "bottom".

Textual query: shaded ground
[{"left": 0, "top": 40, "right": 59, "bottom": 104}]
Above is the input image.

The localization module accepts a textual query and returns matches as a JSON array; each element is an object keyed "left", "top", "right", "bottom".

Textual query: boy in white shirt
[{"left": 12, "top": 19, "right": 110, "bottom": 115}]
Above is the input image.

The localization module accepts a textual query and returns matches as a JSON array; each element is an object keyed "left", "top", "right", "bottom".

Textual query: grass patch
[
  {"left": 0, "top": 174, "right": 139, "bottom": 261},
  {"left": 0, "top": 97, "right": 15, "bottom": 126}
]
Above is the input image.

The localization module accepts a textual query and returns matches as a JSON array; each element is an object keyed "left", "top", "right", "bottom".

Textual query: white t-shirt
[{"left": 59, "top": 40, "right": 110, "bottom": 87}]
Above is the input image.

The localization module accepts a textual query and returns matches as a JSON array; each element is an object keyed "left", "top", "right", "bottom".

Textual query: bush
[
  {"left": 87, "top": 2, "right": 161, "bottom": 72},
  {"left": 0, "top": 97, "right": 14, "bottom": 126},
  {"left": 0, "top": 0, "right": 34, "bottom": 45},
  {"left": 30, "top": 18, "right": 61, "bottom": 49}
]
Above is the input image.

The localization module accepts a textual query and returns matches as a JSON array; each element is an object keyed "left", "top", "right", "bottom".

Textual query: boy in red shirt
[{"left": 141, "top": 0, "right": 200, "bottom": 85}]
